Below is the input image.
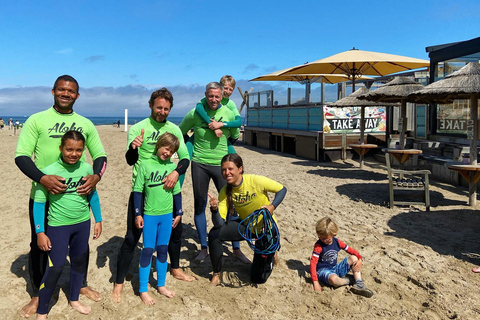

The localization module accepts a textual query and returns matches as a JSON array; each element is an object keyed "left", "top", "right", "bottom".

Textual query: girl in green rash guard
[{"left": 34, "top": 131, "right": 102, "bottom": 319}]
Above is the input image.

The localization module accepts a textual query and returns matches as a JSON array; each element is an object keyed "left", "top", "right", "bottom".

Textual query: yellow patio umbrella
[{"left": 283, "top": 48, "right": 429, "bottom": 91}]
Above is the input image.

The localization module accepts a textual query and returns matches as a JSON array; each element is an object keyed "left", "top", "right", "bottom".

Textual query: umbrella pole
[
  {"left": 468, "top": 95, "right": 478, "bottom": 205},
  {"left": 399, "top": 99, "right": 407, "bottom": 150},
  {"left": 360, "top": 106, "right": 365, "bottom": 144}
]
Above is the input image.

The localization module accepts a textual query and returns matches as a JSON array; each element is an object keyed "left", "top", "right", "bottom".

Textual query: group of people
[{"left": 14, "top": 74, "right": 373, "bottom": 319}]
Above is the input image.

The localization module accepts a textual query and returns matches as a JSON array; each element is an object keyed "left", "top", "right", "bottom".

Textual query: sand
[{"left": 2, "top": 124, "right": 480, "bottom": 319}]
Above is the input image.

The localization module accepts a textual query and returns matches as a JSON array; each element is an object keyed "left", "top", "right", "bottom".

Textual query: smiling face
[
  {"left": 60, "top": 138, "right": 84, "bottom": 165},
  {"left": 150, "top": 97, "right": 172, "bottom": 123},
  {"left": 222, "top": 83, "right": 234, "bottom": 99},
  {"left": 156, "top": 145, "right": 174, "bottom": 161},
  {"left": 52, "top": 80, "right": 79, "bottom": 114},
  {"left": 205, "top": 88, "right": 223, "bottom": 110},
  {"left": 221, "top": 160, "right": 243, "bottom": 186}
]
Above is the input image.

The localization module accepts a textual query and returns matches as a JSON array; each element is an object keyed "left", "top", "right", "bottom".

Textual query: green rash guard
[
  {"left": 15, "top": 107, "right": 107, "bottom": 198},
  {"left": 127, "top": 117, "right": 189, "bottom": 188},
  {"left": 133, "top": 156, "right": 181, "bottom": 216},
  {"left": 179, "top": 105, "right": 240, "bottom": 166},
  {"left": 34, "top": 158, "right": 98, "bottom": 227},
  {"left": 196, "top": 97, "right": 242, "bottom": 129}
]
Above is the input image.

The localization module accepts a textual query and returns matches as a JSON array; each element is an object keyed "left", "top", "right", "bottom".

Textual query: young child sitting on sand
[
  {"left": 133, "top": 132, "right": 183, "bottom": 305},
  {"left": 34, "top": 130, "right": 103, "bottom": 319},
  {"left": 309, "top": 217, "right": 373, "bottom": 298}
]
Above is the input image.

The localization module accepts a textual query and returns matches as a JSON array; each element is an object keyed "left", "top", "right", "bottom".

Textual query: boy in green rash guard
[
  {"left": 111, "top": 88, "right": 193, "bottom": 304},
  {"left": 14, "top": 75, "right": 107, "bottom": 318},
  {"left": 34, "top": 131, "right": 103, "bottom": 319},
  {"left": 185, "top": 75, "right": 241, "bottom": 159},
  {"left": 179, "top": 81, "right": 249, "bottom": 263}
]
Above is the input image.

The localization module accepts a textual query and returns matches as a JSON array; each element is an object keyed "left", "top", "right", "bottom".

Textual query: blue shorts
[{"left": 317, "top": 257, "right": 351, "bottom": 284}]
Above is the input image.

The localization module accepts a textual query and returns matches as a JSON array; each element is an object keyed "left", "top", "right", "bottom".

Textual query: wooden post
[
  {"left": 469, "top": 95, "right": 478, "bottom": 205},
  {"left": 399, "top": 99, "right": 407, "bottom": 149},
  {"left": 341, "top": 133, "right": 347, "bottom": 160}
]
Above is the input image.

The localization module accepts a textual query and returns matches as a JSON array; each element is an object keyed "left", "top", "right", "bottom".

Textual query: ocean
[{"left": 1, "top": 115, "right": 185, "bottom": 126}]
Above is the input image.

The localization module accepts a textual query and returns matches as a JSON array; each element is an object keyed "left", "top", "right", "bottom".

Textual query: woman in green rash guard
[{"left": 186, "top": 75, "right": 241, "bottom": 158}]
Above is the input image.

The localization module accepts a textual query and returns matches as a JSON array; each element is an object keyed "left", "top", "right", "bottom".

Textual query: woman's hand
[
  {"left": 37, "top": 233, "right": 52, "bottom": 251},
  {"left": 208, "top": 193, "right": 219, "bottom": 210},
  {"left": 135, "top": 216, "right": 144, "bottom": 229}
]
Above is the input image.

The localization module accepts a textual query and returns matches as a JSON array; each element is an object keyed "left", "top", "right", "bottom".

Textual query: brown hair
[
  {"left": 155, "top": 132, "right": 179, "bottom": 153},
  {"left": 315, "top": 217, "right": 338, "bottom": 237},
  {"left": 220, "top": 75, "right": 236, "bottom": 88},
  {"left": 149, "top": 87, "right": 174, "bottom": 108},
  {"left": 221, "top": 153, "right": 244, "bottom": 215}
]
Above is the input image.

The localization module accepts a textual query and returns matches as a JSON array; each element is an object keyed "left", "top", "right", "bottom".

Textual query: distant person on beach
[
  {"left": 117, "top": 119, "right": 120, "bottom": 128},
  {"left": 133, "top": 133, "right": 183, "bottom": 304},
  {"left": 15, "top": 75, "right": 107, "bottom": 318},
  {"left": 310, "top": 217, "right": 374, "bottom": 298},
  {"left": 34, "top": 131, "right": 103, "bottom": 319},
  {"left": 207, "top": 153, "right": 286, "bottom": 285},
  {"left": 111, "top": 87, "right": 193, "bottom": 304},
  {"left": 0, "top": 118, "right": 5, "bottom": 129},
  {"left": 179, "top": 81, "right": 247, "bottom": 262},
  {"left": 9, "top": 118, "right": 13, "bottom": 129}
]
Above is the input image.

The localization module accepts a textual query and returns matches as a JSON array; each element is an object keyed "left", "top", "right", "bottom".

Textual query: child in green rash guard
[
  {"left": 33, "top": 131, "right": 103, "bottom": 319},
  {"left": 133, "top": 132, "right": 183, "bottom": 305},
  {"left": 186, "top": 75, "right": 241, "bottom": 159}
]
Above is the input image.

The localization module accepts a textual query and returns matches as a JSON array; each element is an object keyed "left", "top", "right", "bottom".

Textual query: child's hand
[
  {"left": 93, "top": 222, "right": 102, "bottom": 240},
  {"left": 208, "top": 193, "right": 219, "bottom": 210},
  {"left": 135, "top": 216, "right": 144, "bottom": 229},
  {"left": 313, "top": 281, "right": 322, "bottom": 292},
  {"left": 352, "top": 258, "right": 363, "bottom": 272},
  {"left": 172, "top": 215, "right": 182, "bottom": 228},
  {"left": 37, "top": 233, "right": 52, "bottom": 251},
  {"left": 208, "top": 120, "right": 224, "bottom": 131},
  {"left": 214, "top": 129, "right": 223, "bottom": 138}
]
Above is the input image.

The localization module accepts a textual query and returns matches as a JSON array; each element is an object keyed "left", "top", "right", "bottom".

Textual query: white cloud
[{"left": 56, "top": 48, "right": 73, "bottom": 54}]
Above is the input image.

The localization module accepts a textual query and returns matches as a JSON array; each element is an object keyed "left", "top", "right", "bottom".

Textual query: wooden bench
[{"left": 386, "top": 153, "right": 431, "bottom": 211}]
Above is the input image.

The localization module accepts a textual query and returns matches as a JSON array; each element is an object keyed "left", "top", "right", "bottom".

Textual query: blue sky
[{"left": 1, "top": 0, "right": 479, "bottom": 117}]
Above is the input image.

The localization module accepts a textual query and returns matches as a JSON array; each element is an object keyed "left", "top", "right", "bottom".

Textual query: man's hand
[
  {"left": 39, "top": 175, "right": 67, "bottom": 195},
  {"left": 77, "top": 174, "right": 100, "bottom": 195},
  {"left": 37, "top": 233, "right": 52, "bottom": 251},
  {"left": 172, "top": 215, "right": 181, "bottom": 228},
  {"left": 131, "top": 129, "right": 145, "bottom": 149},
  {"left": 208, "top": 193, "right": 219, "bottom": 210},
  {"left": 135, "top": 216, "right": 144, "bottom": 229},
  {"left": 93, "top": 222, "right": 102, "bottom": 240},
  {"left": 261, "top": 204, "right": 275, "bottom": 214},
  {"left": 163, "top": 170, "right": 179, "bottom": 190},
  {"left": 208, "top": 120, "right": 224, "bottom": 131}
]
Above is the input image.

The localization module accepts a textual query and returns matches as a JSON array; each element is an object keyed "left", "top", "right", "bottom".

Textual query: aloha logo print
[
  {"left": 233, "top": 191, "right": 257, "bottom": 204},
  {"left": 48, "top": 122, "right": 85, "bottom": 138},
  {"left": 63, "top": 176, "right": 86, "bottom": 194},
  {"left": 147, "top": 169, "right": 168, "bottom": 187},
  {"left": 146, "top": 130, "right": 163, "bottom": 146}
]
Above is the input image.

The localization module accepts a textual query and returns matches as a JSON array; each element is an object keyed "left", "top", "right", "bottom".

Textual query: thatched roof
[
  {"left": 358, "top": 77, "right": 424, "bottom": 103},
  {"left": 329, "top": 87, "right": 396, "bottom": 107},
  {"left": 408, "top": 62, "right": 480, "bottom": 103}
]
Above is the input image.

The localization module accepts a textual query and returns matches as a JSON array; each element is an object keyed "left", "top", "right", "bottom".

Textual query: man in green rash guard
[
  {"left": 111, "top": 88, "right": 194, "bottom": 304},
  {"left": 179, "top": 81, "right": 248, "bottom": 263},
  {"left": 14, "top": 75, "right": 107, "bottom": 318}
]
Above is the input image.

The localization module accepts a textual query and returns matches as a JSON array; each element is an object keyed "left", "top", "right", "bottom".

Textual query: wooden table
[
  {"left": 448, "top": 164, "right": 480, "bottom": 206},
  {"left": 348, "top": 144, "right": 377, "bottom": 168},
  {"left": 384, "top": 149, "right": 422, "bottom": 164}
]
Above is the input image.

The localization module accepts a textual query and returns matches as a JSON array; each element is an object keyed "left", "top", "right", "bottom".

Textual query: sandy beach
[{"left": 2, "top": 124, "right": 480, "bottom": 319}]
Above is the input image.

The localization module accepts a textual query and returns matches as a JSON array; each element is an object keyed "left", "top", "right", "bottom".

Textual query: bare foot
[
  {"left": 20, "top": 297, "right": 38, "bottom": 318},
  {"left": 80, "top": 286, "right": 101, "bottom": 302},
  {"left": 233, "top": 249, "right": 251, "bottom": 264},
  {"left": 139, "top": 292, "right": 155, "bottom": 306},
  {"left": 210, "top": 272, "right": 221, "bottom": 286},
  {"left": 472, "top": 266, "right": 480, "bottom": 273},
  {"left": 35, "top": 314, "right": 47, "bottom": 320},
  {"left": 110, "top": 283, "right": 123, "bottom": 303},
  {"left": 69, "top": 301, "right": 91, "bottom": 314},
  {"left": 157, "top": 286, "right": 175, "bottom": 298},
  {"left": 195, "top": 249, "right": 209, "bottom": 261},
  {"left": 170, "top": 268, "right": 196, "bottom": 282}
]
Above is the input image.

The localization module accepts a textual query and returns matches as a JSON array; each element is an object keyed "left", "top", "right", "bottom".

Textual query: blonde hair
[
  {"left": 316, "top": 217, "right": 338, "bottom": 237},
  {"left": 155, "top": 132, "right": 179, "bottom": 153},
  {"left": 220, "top": 75, "right": 236, "bottom": 88}
]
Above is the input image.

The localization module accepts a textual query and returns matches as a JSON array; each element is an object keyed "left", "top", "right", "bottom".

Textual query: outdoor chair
[{"left": 385, "top": 153, "right": 431, "bottom": 211}]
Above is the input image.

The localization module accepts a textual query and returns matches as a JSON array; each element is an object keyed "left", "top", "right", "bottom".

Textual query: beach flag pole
[{"left": 124, "top": 109, "right": 128, "bottom": 132}]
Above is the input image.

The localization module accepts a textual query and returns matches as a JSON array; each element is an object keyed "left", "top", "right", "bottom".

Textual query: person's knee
[
  {"left": 140, "top": 248, "right": 154, "bottom": 267},
  {"left": 41, "top": 265, "right": 63, "bottom": 290},
  {"left": 70, "top": 251, "right": 88, "bottom": 274},
  {"left": 156, "top": 245, "right": 168, "bottom": 263},
  {"left": 348, "top": 255, "right": 358, "bottom": 266},
  {"left": 122, "top": 232, "right": 140, "bottom": 251},
  {"left": 328, "top": 274, "right": 342, "bottom": 287}
]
